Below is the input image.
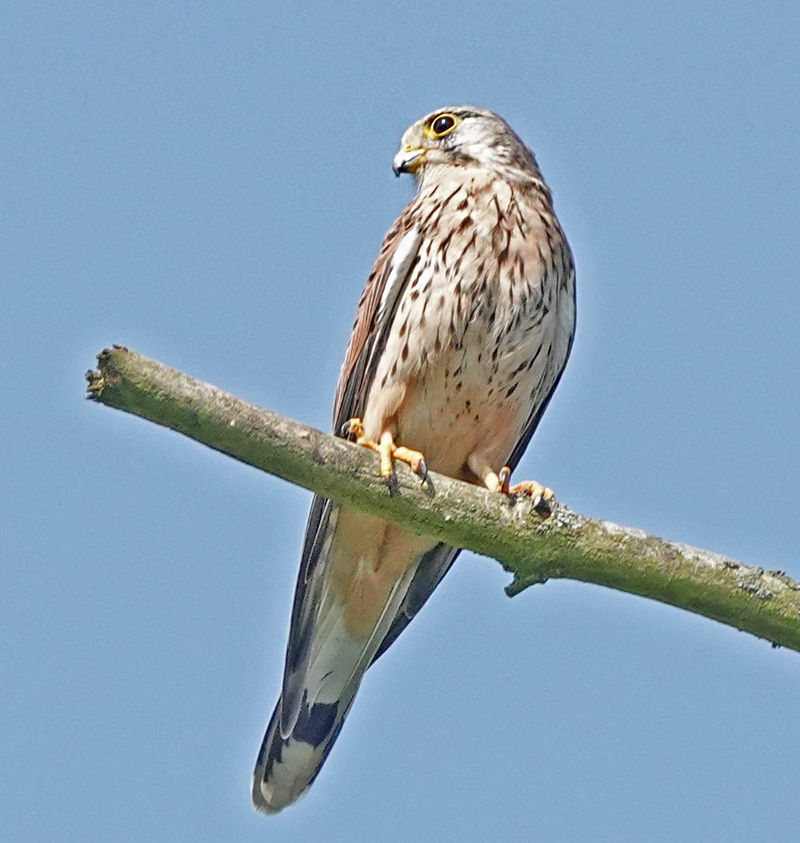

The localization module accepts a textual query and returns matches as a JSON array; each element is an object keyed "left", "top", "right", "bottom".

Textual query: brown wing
[
  {"left": 277, "top": 203, "right": 424, "bottom": 728},
  {"left": 332, "top": 206, "right": 421, "bottom": 433},
  {"left": 327, "top": 202, "right": 464, "bottom": 667}
]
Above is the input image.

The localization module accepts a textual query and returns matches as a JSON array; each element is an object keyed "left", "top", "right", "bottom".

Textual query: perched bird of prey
[{"left": 252, "top": 106, "right": 576, "bottom": 813}]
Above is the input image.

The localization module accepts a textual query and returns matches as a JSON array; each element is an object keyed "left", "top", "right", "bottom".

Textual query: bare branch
[{"left": 86, "top": 345, "right": 800, "bottom": 653}]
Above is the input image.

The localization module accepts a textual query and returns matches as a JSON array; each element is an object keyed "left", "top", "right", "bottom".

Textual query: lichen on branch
[{"left": 86, "top": 346, "right": 800, "bottom": 653}]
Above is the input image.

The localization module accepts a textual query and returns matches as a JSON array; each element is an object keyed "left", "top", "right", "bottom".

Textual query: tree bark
[{"left": 86, "top": 345, "right": 800, "bottom": 653}]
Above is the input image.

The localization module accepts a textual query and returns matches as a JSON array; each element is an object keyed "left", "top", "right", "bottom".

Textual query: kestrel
[{"left": 252, "top": 106, "right": 575, "bottom": 813}]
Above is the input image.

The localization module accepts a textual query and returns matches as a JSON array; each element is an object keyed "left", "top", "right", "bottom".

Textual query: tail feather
[
  {"left": 252, "top": 548, "right": 424, "bottom": 813},
  {"left": 252, "top": 498, "right": 459, "bottom": 813},
  {"left": 252, "top": 695, "right": 348, "bottom": 813}
]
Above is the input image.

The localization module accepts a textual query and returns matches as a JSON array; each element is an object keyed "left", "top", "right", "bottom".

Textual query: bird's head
[{"left": 392, "top": 106, "right": 540, "bottom": 184}]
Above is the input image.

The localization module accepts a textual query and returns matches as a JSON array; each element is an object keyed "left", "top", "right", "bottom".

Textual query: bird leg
[
  {"left": 467, "top": 455, "right": 505, "bottom": 493},
  {"left": 468, "top": 456, "right": 553, "bottom": 512},
  {"left": 343, "top": 418, "right": 428, "bottom": 481}
]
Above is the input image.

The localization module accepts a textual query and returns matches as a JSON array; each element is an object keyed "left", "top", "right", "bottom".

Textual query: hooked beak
[{"left": 392, "top": 145, "right": 425, "bottom": 176}]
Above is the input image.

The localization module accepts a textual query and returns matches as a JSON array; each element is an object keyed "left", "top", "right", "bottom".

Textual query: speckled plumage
[{"left": 252, "top": 107, "right": 575, "bottom": 813}]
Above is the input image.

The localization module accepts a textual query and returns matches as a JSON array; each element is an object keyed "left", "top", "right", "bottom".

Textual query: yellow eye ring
[{"left": 424, "top": 113, "right": 461, "bottom": 140}]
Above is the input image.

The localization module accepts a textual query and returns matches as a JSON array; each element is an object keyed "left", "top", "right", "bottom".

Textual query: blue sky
[{"left": 3, "top": 2, "right": 800, "bottom": 840}]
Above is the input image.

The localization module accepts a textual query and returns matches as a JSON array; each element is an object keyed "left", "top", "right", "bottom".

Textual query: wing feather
[
  {"left": 279, "top": 204, "right": 424, "bottom": 729},
  {"left": 333, "top": 208, "right": 421, "bottom": 431}
]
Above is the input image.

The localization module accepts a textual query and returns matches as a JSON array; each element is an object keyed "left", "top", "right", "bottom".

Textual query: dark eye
[
  {"left": 433, "top": 115, "right": 455, "bottom": 134},
  {"left": 431, "top": 114, "right": 456, "bottom": 136}
]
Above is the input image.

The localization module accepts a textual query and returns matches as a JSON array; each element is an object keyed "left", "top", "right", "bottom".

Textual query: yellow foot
[
  {"left": 342, "top": 418, "right": 428, "bottom": 482},
  {"left": 498, "top": 465, "right": 553, "bottom": 511},
  {"left": 468, "top": 455, "right": 553, "bottom": 514},
  {"left": 342, "top": 417, "right": 368, "bottom": 441}
]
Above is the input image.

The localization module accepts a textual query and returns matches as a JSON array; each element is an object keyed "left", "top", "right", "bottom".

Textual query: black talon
[{"left": 416, "top": 458, "right": 429, "bottom": 484}]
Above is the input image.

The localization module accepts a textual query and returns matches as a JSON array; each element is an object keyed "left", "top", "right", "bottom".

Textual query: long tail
[
  {"left": 252, "top": 551, "right": 420, "bottom": 812},
  {"left": 251, "top": 585, "right": 402, "bottom": 814},
  {"left": 251, "top": 499, "right": 458, "bottom": 814}
]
